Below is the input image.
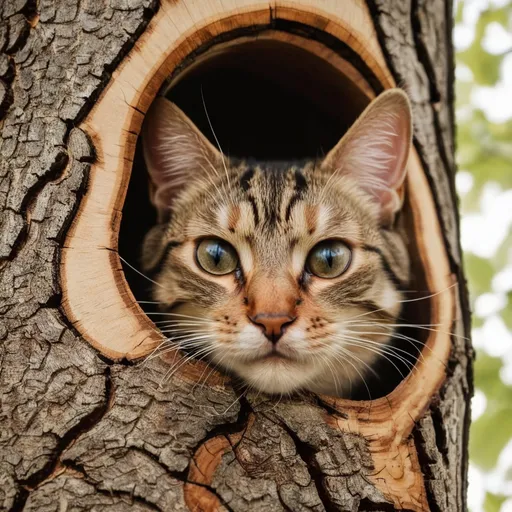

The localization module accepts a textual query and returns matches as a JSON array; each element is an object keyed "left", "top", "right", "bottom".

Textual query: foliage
[
  {"left": 470, "top": 353, "right": 512, "bottom": 471},
  {"left": 455, "top": 1, "right": 512, "bottom": 510}
]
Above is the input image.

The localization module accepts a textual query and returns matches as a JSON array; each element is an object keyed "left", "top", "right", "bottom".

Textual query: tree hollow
[{"left": 60, "top": 4, "right": 456, "bottom": 508}]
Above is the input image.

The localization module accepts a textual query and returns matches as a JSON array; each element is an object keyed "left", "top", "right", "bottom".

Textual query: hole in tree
[{"left": 119, "top": 36, "right": 430, "bottom": 399}]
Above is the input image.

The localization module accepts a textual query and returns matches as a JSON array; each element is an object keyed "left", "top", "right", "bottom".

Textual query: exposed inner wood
[{"left": 60, "top": 2, "right": 456, "bottom": 510}]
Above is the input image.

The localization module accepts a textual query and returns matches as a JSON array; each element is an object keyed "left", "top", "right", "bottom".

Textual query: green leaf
[
  {"left": 466, "top": 154, "right": 512, "bottom": 190},
  {"left": 502, "top": 292, "right": 512, "bottom": 330},
  {"left": 471, "top": 352, "right": 512, "bottom": 470},
  {"left": 484, "top": 492, "right": 507, "bottom": 512},
  {"left": 470, "top": 406, "right": 512, "bottom": 470},
  {"left": 474, "top": 353, "right": 503, "bottom": 397},
  {"left": 493, "top": 231, "right": 512, "bottom": 270},
  {"left": 455, "top": 78, "right": 473, "bottom": 107},
  {"left": 457, "top": 6, "right": 511, "bottom": 86},
  {"left": 458, "top": 48, "right": 503, "bottom": 86},
  {"left": 464, "top": 253, "right": 495, "bottom": 298},
  {"left": 474, "top": 352, "right": 512, "bottom": 403},
  {"left": 472, "top": 315, "right": 485, "bottom": 329},
  {"left": 454, "top": 0, "right": 464, "bottom": 24}
]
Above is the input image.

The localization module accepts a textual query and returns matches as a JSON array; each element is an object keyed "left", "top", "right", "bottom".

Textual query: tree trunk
[{"left": 0, "top": 1, "right": 472, "bottom": 511}]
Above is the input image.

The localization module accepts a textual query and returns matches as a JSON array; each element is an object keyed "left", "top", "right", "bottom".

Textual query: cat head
[{"left": 141, "top": 90, "right": 412, "bottom": 396}]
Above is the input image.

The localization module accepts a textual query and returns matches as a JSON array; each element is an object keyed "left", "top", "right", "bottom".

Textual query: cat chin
[
  {"left": 229, "top": 357, "right": 324, "bottom": 395},
  {"left": 220, "top": 347, "right": 379, "bottom": 397}
]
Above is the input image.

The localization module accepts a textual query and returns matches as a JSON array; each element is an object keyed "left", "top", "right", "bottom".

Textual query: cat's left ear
[
  {"left": 142, "top": 97, "right": 222, "bottom": 222},
  {"left": 322, "top": 89, "right": 412, "bottom": 225}
]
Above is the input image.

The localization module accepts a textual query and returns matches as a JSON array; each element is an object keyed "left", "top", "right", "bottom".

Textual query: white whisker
[
  {"left": 201, "top": 88, "right": 233, "bottom": 204},
  {"left": 119, "top": 255, "right": 168, "bottom": 290}
]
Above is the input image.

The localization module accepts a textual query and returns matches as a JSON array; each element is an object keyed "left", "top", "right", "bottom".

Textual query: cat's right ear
[
  {"left": 142, "top": 97, "right": 221, "bottom": 221},
  {"left": 321, "top": 89, "right": 412, "bottom": 226}
]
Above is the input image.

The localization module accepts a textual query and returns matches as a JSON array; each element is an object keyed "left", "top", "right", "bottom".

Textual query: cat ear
[
  {"left": 322, "top": 89, "right": 412, "bottom": 225},
  {"left": 142, "top": 97, "right": 221, "bottom": 221}
]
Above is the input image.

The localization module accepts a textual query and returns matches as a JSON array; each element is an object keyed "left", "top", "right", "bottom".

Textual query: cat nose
[{"left": 249, "top": 313, "right": 296, "bottom": 344}]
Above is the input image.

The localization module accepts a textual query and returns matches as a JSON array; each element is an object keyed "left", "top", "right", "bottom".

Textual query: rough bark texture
[
  {"left": 366, "top": 1, "right": 473, "bottom": 510},
  {"left": 0, "top": 1, "right": 471, "bottom": 511}
]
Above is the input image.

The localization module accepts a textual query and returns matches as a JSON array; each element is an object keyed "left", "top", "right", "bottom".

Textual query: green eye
[
  {"left": 306, "top": 240, "right": 351, "bottom": 278},
  {"left": 196, "top": 239, "right": 238, "bottom": 275}
]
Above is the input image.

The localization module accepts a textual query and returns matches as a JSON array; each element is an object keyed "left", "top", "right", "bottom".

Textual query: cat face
[{"left": 141, "top": 90, "right": 412, "bottom": 396}]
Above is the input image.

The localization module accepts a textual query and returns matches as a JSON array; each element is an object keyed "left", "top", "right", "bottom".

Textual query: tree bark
[{"left": 0, "top": 1, "right": 472, "bottom": 511}]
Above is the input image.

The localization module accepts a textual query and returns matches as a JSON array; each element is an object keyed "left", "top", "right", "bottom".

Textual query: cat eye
[
  {"left": 196, "top": 238, "right": 239, "bottom": 275},
  {"left": 306, "top": 240, "right": 352, "bottom": 278}
]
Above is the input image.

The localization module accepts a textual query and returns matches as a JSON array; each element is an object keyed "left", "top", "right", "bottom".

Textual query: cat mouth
[{"left": 257, "top": 348, "right": 294, "bottom": 362}]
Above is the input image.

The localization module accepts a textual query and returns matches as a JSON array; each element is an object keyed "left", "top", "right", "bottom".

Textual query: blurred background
[{"left": 455, "top": 0, "right": 512, "bottom": 510}]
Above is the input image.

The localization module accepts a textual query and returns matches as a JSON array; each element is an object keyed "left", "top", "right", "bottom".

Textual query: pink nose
[{"left": 249, "top": 313, "right": 296, "bottom": 344}]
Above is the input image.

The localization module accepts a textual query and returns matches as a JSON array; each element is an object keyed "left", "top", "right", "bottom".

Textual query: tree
[{"left": 0, "top": 0, "right": 472, "bottom": 510}]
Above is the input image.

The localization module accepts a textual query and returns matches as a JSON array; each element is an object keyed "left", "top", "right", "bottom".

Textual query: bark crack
[
  {"left": 178, "top": 393, "right": 255, "bottom": 511},
  {"left": 269, "top": 415, "right": 337, "bottom": 512},
  {"left": 59, "top": 460, "right": 163, "bottom": 512},
  {"left": 127, "top": 445, "right": 188, "bottom": 482},
  {"left": 1, "top": 0, "right": 158, "bottom": 262},
  {"left": 358, "top": 497, "right": 414, "bottom": 512},
  {"left": 314, "top": 395, "right": 349, "bottom": 420},
  {"left": 190, "top": 392, "right": 253, "bottom": 457},
  {"left": 410, "top": 0, "right": 461, "bottom": 270},
  {"left": 0, "top": 0, "right": 57, "bottom": 260},
  {"left": 430, "top": 402, "right": 450, "bottom": 466},
  {"left": 1, "top": 145, "right": 70, "bottom": 262},
  {"left": 412, "top": 414, "right": 444, "bottom": 512},
  {"left": 410, "top": 0, "right": 441, "bottom": 103},
  {"left": 11, "top": 367, "right": 113, "bottom": 510}
]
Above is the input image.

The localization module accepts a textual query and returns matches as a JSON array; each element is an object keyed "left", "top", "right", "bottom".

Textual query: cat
[{"left": 140, "top": 89, "right": 412, "bottom": 397}]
